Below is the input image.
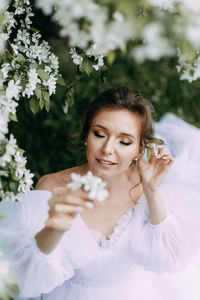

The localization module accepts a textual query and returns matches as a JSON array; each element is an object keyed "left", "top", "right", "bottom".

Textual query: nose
[{"left": 102, "top": 139, "right": 115, "bottom": 155}]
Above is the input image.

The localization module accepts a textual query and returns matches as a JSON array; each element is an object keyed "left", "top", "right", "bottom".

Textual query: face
[{"left": 85, "top": 108, "right": 142, "bottom": 180}]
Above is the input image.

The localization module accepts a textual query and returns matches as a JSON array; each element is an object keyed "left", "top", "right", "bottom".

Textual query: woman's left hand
[{"left": 138, "top": 146, "right": 174, "bottom": 192}]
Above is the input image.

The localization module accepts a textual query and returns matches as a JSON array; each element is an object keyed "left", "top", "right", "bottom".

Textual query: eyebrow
[{"left": 92, "top": 124, "right": 136, "bottom": 139}]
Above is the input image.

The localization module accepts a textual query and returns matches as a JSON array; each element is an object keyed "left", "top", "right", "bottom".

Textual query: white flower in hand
[
  {"left": 67, "top": 171, "right": 109, "bottom": 202},
  {"left": 67, "top": 173, "right": 83, "bottom": 191}
]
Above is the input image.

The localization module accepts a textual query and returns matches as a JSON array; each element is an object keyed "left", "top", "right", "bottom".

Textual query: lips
[{"left": 96, "top": 158, "right": 117, "bottom": 165}]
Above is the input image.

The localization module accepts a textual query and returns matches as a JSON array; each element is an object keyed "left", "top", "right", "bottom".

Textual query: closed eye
[
  {"left": 94, "top": 131, "right": 132, "bottom": 145},
  {"left": 94, "top": 131, "right": 105, "bottom": 138},
  {"left": 120, "top": 141, "right": 132, "bottom": 146}
]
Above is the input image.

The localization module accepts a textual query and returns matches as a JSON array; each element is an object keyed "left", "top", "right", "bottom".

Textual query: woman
[{"left": 1, "top": 87, "right": 200, "bottom": 300}]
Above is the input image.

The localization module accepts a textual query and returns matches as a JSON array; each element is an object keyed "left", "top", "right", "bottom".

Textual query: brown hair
[
  {"left": 80, "top": 87, "right": 156, "bottom": 205},
  {"left": 81, "top": 87, "right": 155, "bottom": 147}
]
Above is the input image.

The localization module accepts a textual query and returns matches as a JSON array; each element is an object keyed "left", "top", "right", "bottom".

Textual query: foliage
[
  {"left": 1, "top": 1, "right": 200, "bottom": 297},
  {"left": 0, "top": 0, "right": 64, "bottom": 202}
]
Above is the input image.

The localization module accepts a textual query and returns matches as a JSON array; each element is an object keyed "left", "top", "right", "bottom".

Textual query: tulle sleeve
[
  {"left": 131, "top": 184, "right": 200, "bottom": 274},
  {"left": 0, "top": 190, "right": 74, "bottom": 297}
]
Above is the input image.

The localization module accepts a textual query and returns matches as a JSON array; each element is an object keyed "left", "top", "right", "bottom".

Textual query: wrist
[{"left": 143, "top": 185, "right": 160, "bottom": 197}]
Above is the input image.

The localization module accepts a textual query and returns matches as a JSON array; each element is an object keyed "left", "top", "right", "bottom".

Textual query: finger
[
  {"left": 156, "top": 147, "right": 171, "bottom": 157},
  {"left": 46, "top": 215, "right": 74, "bottom": 231},
  {"left": 52, "top": 186, "right": 68, "bottom": 196},
  {"left": 72, "top": 189, "right": 90, "bottom": 199},
  {"left": 64, "top": 194, "right": 94, "bottom": 207},
  {"left": 159, "top": 155, "right": 174, "bottom": 167},
  {"left": 49, "top": 187, "right": 90, "bottom": 206},
  {"left": 55, "top": 204, "right": 84, "bottom": 213},
  {"left": 148, "top": 148, "right": 157, "bottom": 164}
]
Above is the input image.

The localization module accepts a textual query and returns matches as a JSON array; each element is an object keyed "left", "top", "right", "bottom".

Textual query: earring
[
  {"left": 135, "top": 157, "right": 138, "bottom": 166},
  {"left": 85, "top": 142, "right": 87, "bottom": 146}
]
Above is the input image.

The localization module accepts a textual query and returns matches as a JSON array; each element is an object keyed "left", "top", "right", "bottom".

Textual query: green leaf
[
  {"left": 30, "top": 27, "right": 40, "bottom": 33},
  {"left": 39, "top": 97, "right": 45, "bottom": 110},
  {"left": 30, "top": 62, "right": 38, "bottom": 69},
  {"left": 20, "top": 80, "right": 26, "bottom": 92},
  {"left": 146, "top": 147, "right": 152, "bottom": 162},
  {"left": 81, "top": 59, "right": 93, "bottom": 76},
  {"left": 30, "top": 97, "right": 39, "bottom": 114},
  {"left": 35, "top": 87, "right": 42, "bottom": 99},
  {"left": 45, "top": 100, "right": 50, "bottom": 112},
  {"left": 8, "top": 282, "right": 20, "bottom": 296},
  {"left": 16, "top": 53, "right": 26, "bottom": 62},
  {"left": 11, "top": 169, "right": 19, "bottom": 181},
  {"left": 57, "top": 75, "right": 66, "bottom": 86},
  {"left": 18, "top": 45, "right": 25, "bottom": 52},
  {"left": 9, "top": 181, "right": 18, "bottom": 193},
  {"left": 68, "top": 95, "right": 74, "bottom": 107},
  {"left": 37, "top": 69, "right": 50, "bottom": 81},
  {"left": 16, "top": 147, "right": 25, "bottom": 154},
  {"left": 9, "top": 113, "right": 18, "bottom": 122},
  {"left": 107, "top": 51, "right": 116, "bottom": 65},
  {"left": 42, "top": 91, "right": 50, "bottom": 102},
  {"left": 0, "top": 70, "right": 3, "bottom": 80},
  {"left": 14, "top": 74, "right": 20, "bottom": 81}
]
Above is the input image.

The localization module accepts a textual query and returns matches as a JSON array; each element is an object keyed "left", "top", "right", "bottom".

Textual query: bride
[{"left": 1, "top": 87, "right": 200, "bottom": 300}]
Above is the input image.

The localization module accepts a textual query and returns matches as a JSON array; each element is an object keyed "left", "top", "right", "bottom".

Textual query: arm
[
  {"left": 34, "top": 176, "right": 92, "bottom": 254},
  {"left": 142, "top": 187, "right": 166, "bottom": 225},
  {"left": 139, "top": 146, "right": 173, "bottom": 224}
]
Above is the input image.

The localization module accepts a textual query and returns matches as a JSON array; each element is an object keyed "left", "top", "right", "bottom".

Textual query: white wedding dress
[{"left": 1, "top": 113, "right": 200, "bottom": 300}]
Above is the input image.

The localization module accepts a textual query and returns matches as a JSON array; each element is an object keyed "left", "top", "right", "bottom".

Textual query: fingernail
[
  {"left": 86, "top": 201, "right": 94, "bottom": 209},
  {"left": 76, "top": 206, "right": 83, "bottom": 212}
]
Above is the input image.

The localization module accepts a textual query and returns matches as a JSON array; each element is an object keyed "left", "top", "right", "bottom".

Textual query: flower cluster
[
  {"left": 35, "top": 0, "right": 200, "bottom": 82},
  {"left": 0, "top": 0, "right": 63, "bottom": 203},
  {"left": 67, "top": 171, "right": 109, "bottom": 202},
  {"left": 147, "top": 0, "right": 200, "bottom": 81},
  {"left": 132, "top": 21, "right": 175, "bottom": 63},
  {"left": 0, "top": 0, "right": 62, "bottom": 126},
  {"left": 143, "top": 138, "right": 165, "bottom": 163},
  {"left": 35, "top": 0, "right": 133, "bottom": 73},
  {"left": 177, "top": 52, "right": 200, "bottom": 83},
  {"left": 0, "top": 249, "right": 19, "bottom": 300},
  {"left": 0, "top": 134, "right": 34, "bottom": 202}
]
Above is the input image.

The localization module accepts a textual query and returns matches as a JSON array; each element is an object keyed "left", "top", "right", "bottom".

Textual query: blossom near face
[{"left": 86, "top": 108, "right": 142, "bottom": 180}]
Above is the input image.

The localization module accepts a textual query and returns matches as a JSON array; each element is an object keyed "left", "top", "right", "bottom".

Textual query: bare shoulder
[{"left": 35, "top": 164, "right": 87, "bottom": 191}]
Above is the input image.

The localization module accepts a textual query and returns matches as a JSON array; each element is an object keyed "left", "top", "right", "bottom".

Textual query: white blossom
[
  {"left": 67, "top": 171, "right": 109, "bottom": 202},
  {"left": 0, "top": 37, "right": 6, "bottom": 53},
  {"left": 177, "top": 52, "right": 200, "bottom": 82},
  {"left": 35, "top": 0, "right": 133, "bottom": 70},
  {"left": 45, "top": 74, "right": 57, "bottom": 95},
  {"left": 93, "top": 55, "right": 104, "bottom": 71},
  {"left": 49, "top": 53, "right": 59, "bottom": 72},
  {"left": 6, "top": 80, "right": 22, "bottom": 101},
  {"left": 16, "top": 29, "right": 30, "bottom": 46},
  {"left": 0, "top": 0, "right": 60, "bottom": 204},
  {"left": 0, "top": 110, "right": 9, "bottom": 141},
  {"left": 70, "top": 48, "right": 83, "bottom": 66},
  {"left": 1, "top": 63, "right": 11, "bottom": 80},
  {"left": 23, "top": 68, "right": 41, "bottom": 98},
  {"left": 0, "top": 0, "right": 9, "bottom": 11},
  {"left": 132, "top": 22, "right": 175, "bottom": 63},
  {"left": 67, "top": 173, "right": 83, "bottom": 191}
]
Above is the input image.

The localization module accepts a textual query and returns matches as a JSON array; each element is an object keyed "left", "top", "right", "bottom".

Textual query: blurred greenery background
[{"left": 9, "top": 0, "right": 200, "bottom": 185}]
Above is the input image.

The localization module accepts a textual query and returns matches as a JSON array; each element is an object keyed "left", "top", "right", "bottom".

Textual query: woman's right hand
[{"left": 45, "top": 187, "right": 93, "bottom": 231}]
